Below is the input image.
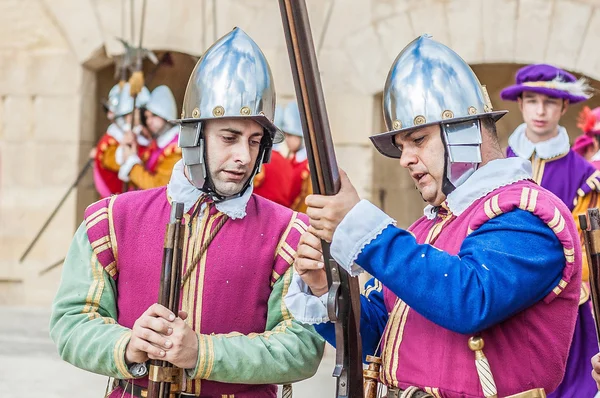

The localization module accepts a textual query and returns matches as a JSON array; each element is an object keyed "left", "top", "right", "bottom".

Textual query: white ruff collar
[
  {"left": 508, "top": 123, "right": 570, "bottom": 159},
  {"left": 423, "top": 157, "right": 533, "bottom": 219},
  {"left": 166, "top": 160, "right": 253, "bottom": 219}
]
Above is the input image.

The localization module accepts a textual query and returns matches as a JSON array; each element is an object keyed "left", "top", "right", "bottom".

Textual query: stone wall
[{"left": 1, "top": 0, "right": 600, "bottom": 305}]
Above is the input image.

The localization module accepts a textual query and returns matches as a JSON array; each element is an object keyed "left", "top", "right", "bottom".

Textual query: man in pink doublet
[
  {"left": 285, "top": 36, "right": 582, "bottom": 397},
  {"left": 50, "top": 28, "right": 324, "bottom": 398}
]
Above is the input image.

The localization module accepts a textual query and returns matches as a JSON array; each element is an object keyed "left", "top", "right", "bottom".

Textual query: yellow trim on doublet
[
  {"left": 86, "top": 213, "right": 108, "bottom": 229},
  {"left": 281, "top": 267, "right": 294, "bottom": 321},
  {"left": 204, "top": 335, "right": 215, "bottom": 379},
  {"left": 294, "top": 217, "right": 309, "bottom": 232},
  {"left": 90, "top": 235, "right": 110, "bottom": 251},
  {"left": 381, "top": 300, "right": 406, "bottom": 386},
  {"left": 530, "top": 156, "right": 546, "bottom": 184},
  {"left": 527, "top": 189, "right": 538, "bottom": 212},
  {"left": 518, "top": 187, "right": 539, "bottom": 213},
  {"left": 484, "top": 194, "right": 503, "bottom": 219},
  {"left": 197, "top": 334, "right": 208, "bottom": 379},
  {"left": 390, "top": 302, "right": 410, "bottom": 387},
  {"left": 278, "top": 246, "right": 294, "bottom": 266},
  {"left": 108, "top": 195, "right": 119, "bottom": 264},
  {"left": 105, "top": 261, "right": 117, "bottom": 278},
  {"left": 114, "top": 331, "right": 133, "bottom": 378},
  {"left": 274, "top": 212, "right": 299, "bottom": 261},
  {"left": 424, "top": 387, "right": 441, "bottom": 398},
  {"left": 83, "top": 253, "right": 102, "bottom": 316},
  {"left": 549, "top": 208, "right": 561, "bottom": 229},
  {"left": 86, "top": 207, "right": 108, "bottom": 224}
]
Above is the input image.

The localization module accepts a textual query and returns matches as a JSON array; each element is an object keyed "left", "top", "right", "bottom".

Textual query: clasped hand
[{"left": 125, "top": 303, "right": 198, "bottom": 370}]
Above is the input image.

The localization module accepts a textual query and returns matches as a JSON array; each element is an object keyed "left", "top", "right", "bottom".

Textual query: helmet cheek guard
[{"left": 440, "top": 119, "right": 483, "bottom": 195}]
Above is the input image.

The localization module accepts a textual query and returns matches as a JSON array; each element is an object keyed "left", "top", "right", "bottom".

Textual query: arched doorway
[{"left": 75, "top": 50, "right": 198, "bottom": 217}]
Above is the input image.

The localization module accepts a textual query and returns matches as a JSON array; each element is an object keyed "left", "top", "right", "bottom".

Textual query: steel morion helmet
[
  {"left": 370, "top": 35, "right": 507, "bottom": 195},
  {"left": 114, "top": 83, "right": 151, "bottom": 119},
  {"left": 145, "top": 85, "right": 178, "bottom": 121},
  {"left": 174, "top": 27, "right": 283, "bottom": 201},
  {"left": 278, "top": 101, "right": 303, "bottom": 137}
]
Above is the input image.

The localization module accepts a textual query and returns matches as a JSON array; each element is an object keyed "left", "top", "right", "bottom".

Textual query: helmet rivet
[
  {"left": 414, "top": 115, "right": 426, "bottom": 125},
  {"left": 468, "top": 106, "right": 477, "bottom": 115},
  {"left": 442, "top": 110, "right": 454, "bottom": 119},
  {"left": 192, "top": 108, "right": 200, "bottom": 118},
  {"left": 213, "top": 106, "right": 225, "bottom": 117},
  {"left": 240, "top": 106, "right": 252, "bottom": 116},
  {"left": 392, "top": 120, "right": 402, "bottom": 130}
]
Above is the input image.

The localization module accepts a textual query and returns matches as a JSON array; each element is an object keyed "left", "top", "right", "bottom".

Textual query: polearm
[
  {"left": 19, "top": 159, "right": 93, "bottom": 263},
  {"left": 147, "top": 202, "right": 185, "bottom": 398},
  {"left": 580, "top": 210, "right": 600, "bottom": 342},
  {"left": 278, "top": 1, "right": 364, "bottom": 397}
]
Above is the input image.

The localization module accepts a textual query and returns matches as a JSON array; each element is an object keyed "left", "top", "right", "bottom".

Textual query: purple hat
[{"left": 500, "top": 64, "right": 592, "bottom": 104}]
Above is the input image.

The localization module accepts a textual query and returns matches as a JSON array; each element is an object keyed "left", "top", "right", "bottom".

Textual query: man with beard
[
  {"left": 118, "top": 85, "right": 182, "bottom": 189},
  {"left": 285, "top": 36, "right": 581, "bottom": 397},
  {"left": 50, "top": 28, "right": 324, "bottom": 398},
  {"left": 501, "top": 64, "right": 598, "bottom": 397}
]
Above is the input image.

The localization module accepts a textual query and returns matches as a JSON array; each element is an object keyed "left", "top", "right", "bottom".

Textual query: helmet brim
[{"left": 370, "top": 111, "right": 508, "bottom": 159}]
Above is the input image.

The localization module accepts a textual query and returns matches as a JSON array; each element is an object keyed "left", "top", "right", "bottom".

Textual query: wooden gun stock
[
  {"left": 147, "top": 202, "right": 185, "bottom": 398},
  {"left": 278, "top": 1, "right": 364, "bottom": 397}
]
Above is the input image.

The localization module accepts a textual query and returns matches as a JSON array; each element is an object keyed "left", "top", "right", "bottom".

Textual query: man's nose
[{"left": 233, "top": 142, "right": 252, "bottom": 165}]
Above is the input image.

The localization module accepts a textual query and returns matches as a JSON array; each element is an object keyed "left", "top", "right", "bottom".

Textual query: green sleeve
[
  {"left": 188, "top": 267, "right": 325, "bottom": 384},
  {"left": 49, "top": 222, "right": 135, "bottom": 379}
]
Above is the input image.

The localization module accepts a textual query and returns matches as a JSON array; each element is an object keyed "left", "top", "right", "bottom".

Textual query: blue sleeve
[
  {"left": 356, "top": 209, "right": 564, "bottom": 334},
  {"left": 314, "top": 278, "right": 389, "bottom": 362}
]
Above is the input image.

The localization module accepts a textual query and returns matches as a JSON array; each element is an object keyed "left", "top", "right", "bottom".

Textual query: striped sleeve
[{"left": 49, "top": 223, "right": 135, "bottom": 379}]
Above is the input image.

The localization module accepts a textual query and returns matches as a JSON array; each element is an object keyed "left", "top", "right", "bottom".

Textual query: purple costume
[{"left": 503, "top": 63, "right": 598, "bottom": 398}]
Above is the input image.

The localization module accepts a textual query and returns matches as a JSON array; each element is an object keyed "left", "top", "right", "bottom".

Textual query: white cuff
[
  {"left": 115, "top": 146, "right": 125, "bottom": 166},
  {"left": 284, "top": 272, "right": 330, "bottom": 324},
  {"left": 118, "top": 154, "right": 142, "bottom": 182},
  {"left": 330, "top": 199, "right": 396, "bottom": 275}
]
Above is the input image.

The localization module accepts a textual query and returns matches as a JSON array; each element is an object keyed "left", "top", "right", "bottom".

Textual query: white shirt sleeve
[
  {"left": 284, "top": 271, "right": 330, "bottom": 324},
  {"left": 330, "top": 199, "right": 396, "bottom": 275}
]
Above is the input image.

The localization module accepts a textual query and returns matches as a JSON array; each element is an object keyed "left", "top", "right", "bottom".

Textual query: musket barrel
[{"left": 278, "top": 1, "right": 364, "bottom": 397}]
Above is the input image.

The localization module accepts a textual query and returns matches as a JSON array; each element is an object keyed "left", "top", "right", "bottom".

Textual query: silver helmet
[
  {"left": 278, "top": 101, "right": 303, "bottom": 137},
  {"left": 370, "top": 35, "right": 507, "bottom": 194},
  {"left": 175, "top": 27, "right": 282, "bottom": 201},
  {"left": 146, "top": 85, "right": 178, "bottom": 121}
]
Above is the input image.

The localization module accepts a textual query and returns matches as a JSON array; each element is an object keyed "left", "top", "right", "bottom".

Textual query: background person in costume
[
  {"left": 280, "top": 101, "right": 312, "bottom": 212},
  {"left": 501, "top": 64, "right": 597, "bottom": 398},
  {"left": 573, "top": 106, "right": 600, "bottom": 168},
  {"left": 285, "top": 35, "right": 581, "bottom": 397},
  {"left": 117, "top": 85, "right": 182, "bottom": 190},
  {"left": 50, "top": 28, "right": 323, "bottom": 398},
  {"left": 93, "top": 83, "right": 151, "bottom": 197},
  {"left": 252, "top": 105, "right": 294, "bottom": 207}
]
